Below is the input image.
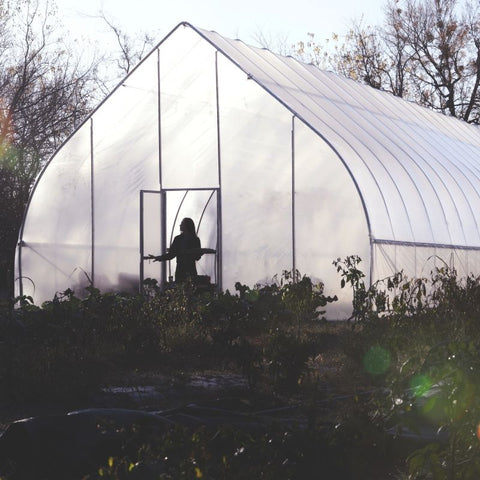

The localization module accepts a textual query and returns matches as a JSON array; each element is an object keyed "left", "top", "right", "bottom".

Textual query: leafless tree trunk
[{"left": 0, "top": 0, "right": 100, "bottom": 298}]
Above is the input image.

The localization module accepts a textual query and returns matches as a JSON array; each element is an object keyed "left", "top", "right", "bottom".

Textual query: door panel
[
  {"left": 140, "top": 189, "right": 219, "bottom": 288},
  {"left": 140, "top": 190, "right": 163, "bottom": 288}
]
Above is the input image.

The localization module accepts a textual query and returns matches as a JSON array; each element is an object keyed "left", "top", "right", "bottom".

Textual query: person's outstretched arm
[
  {"left": 149, "top": 252, "right": 173, "bottom": 262},
  {"left": 146, "top": 239, "right": 178, "bottom": 262}
]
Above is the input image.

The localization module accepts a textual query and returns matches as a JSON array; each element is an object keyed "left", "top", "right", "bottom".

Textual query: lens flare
[
  {"left": 409, "top": 374, "right": 432, "bottom": 397},
  {"left": 363, "top": 345, "right": 391, "bottom": 375}
]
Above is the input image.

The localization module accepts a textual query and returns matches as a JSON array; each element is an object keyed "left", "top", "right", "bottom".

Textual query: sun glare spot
[
  {"left": 363, "top": 345, "right": 391, "bottom": 375},
  {"left": 409, "top": 374, "right": 432, "bottom": 397}
]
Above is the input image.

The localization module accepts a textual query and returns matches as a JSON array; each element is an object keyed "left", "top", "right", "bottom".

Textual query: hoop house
[{"left": 15, "top": 22, "right": 480, "bottom": 318}]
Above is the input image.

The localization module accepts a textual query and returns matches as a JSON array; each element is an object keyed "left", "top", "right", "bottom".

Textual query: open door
[{"left": 140, "top": 188, "right": 220, "bottom": 290}]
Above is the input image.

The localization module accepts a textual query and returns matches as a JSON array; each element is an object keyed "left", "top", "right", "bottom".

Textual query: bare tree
[
  {"left": 382, "top": 4, "right": 413, "bottom": 98},
  {"left": 389, "top": 0, "right": 480, "bottom": 121},
  {"left": 331, "top": 21, "right": 388, "bottom": 90},
  {"left": 292, "top": 0, "right": 480, "bottom": 123},
  {"left": 292, "top": 32, "right": 336, "bottom": 70},
  {"left": 0, "top": 0, "right": 101, "bottom": 298},
  {"left": 91, "top": 12, "right": 158, "bottom": 98},
  {"left": 251, "top": 28, "right": 294, "bottom": 56}
]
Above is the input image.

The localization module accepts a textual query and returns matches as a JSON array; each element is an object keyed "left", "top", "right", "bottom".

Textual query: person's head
[{"left": 180, "top": 217, "right": 196, "bottom": 235}]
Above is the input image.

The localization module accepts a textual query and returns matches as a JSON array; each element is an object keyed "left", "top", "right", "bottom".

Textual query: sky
[{"left": 55, "top": 0, "right": 388, "bottom": 49}]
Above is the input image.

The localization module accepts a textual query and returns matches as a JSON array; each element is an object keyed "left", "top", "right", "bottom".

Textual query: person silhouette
[{"left": 151, "top": 217, "right": 202, "bottom": 282}]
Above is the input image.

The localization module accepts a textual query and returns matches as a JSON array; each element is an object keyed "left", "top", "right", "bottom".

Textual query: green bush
[
  {"left": 85, "top": 423, "right": 358, "bottom": 480},
  {"left": 334, "top": 256, "right": 480, "bottom": 479},
  {"left": 9, "top": 259, "right": 480, "bottom": 478},
  {"left": 0, "top": 271, "right": 338, "bottom": 403}
]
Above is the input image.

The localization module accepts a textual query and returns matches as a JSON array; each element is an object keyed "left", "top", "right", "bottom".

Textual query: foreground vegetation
[{"left": 2, "top": 257, "right": 480, "bottom": 478}]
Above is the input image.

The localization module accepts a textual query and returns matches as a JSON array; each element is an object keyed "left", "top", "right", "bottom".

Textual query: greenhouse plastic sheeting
[{"left": 15, "top": 22, "right": 480, "bottom": 319}]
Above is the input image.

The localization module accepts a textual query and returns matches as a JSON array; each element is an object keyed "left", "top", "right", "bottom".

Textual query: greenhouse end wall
[{"left": 14, "top": 24, "right": 370, "bottom": 319}]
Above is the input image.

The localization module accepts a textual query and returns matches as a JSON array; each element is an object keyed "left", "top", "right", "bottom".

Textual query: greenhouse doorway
[{"left": 140, "top": 188, "right": 221, "bottom": 291}]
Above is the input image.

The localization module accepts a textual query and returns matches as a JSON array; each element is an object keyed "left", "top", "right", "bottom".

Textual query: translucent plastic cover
[{"left": 18, "top": 121, "right": 92, "bottom": 300}]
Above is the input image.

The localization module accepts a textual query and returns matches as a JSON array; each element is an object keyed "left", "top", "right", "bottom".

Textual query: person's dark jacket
[{"left": 160, "top": 232, "right": 201, "bottom": 282}]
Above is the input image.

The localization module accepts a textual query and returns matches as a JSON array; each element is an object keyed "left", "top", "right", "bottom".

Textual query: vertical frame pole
[
  {"left": 17, "top": 243, "right": 23, "bottom": 298},
  {"left": 215, "top": 51, "right": 223, "bottom": 290},
  {"left": 369, "top": 236, "right": 374, "bottom": 288},
  {"left": 291, "top": 116, "right": 296, "bottom": 278},
  {"left": 157, "top": 48, "right": 168, "bottom": 288},
  {"left": 157, "top": 48, "right": 163, "bottom": 189},
  {"left": 160, "top": 191, "right": 167, "bottom": 285},
  {"left": 139, "top": 190, "right": 145, "bottom": 291},
  {"left": 90, "top": 118, "right": 95, "bottom": 287}
]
